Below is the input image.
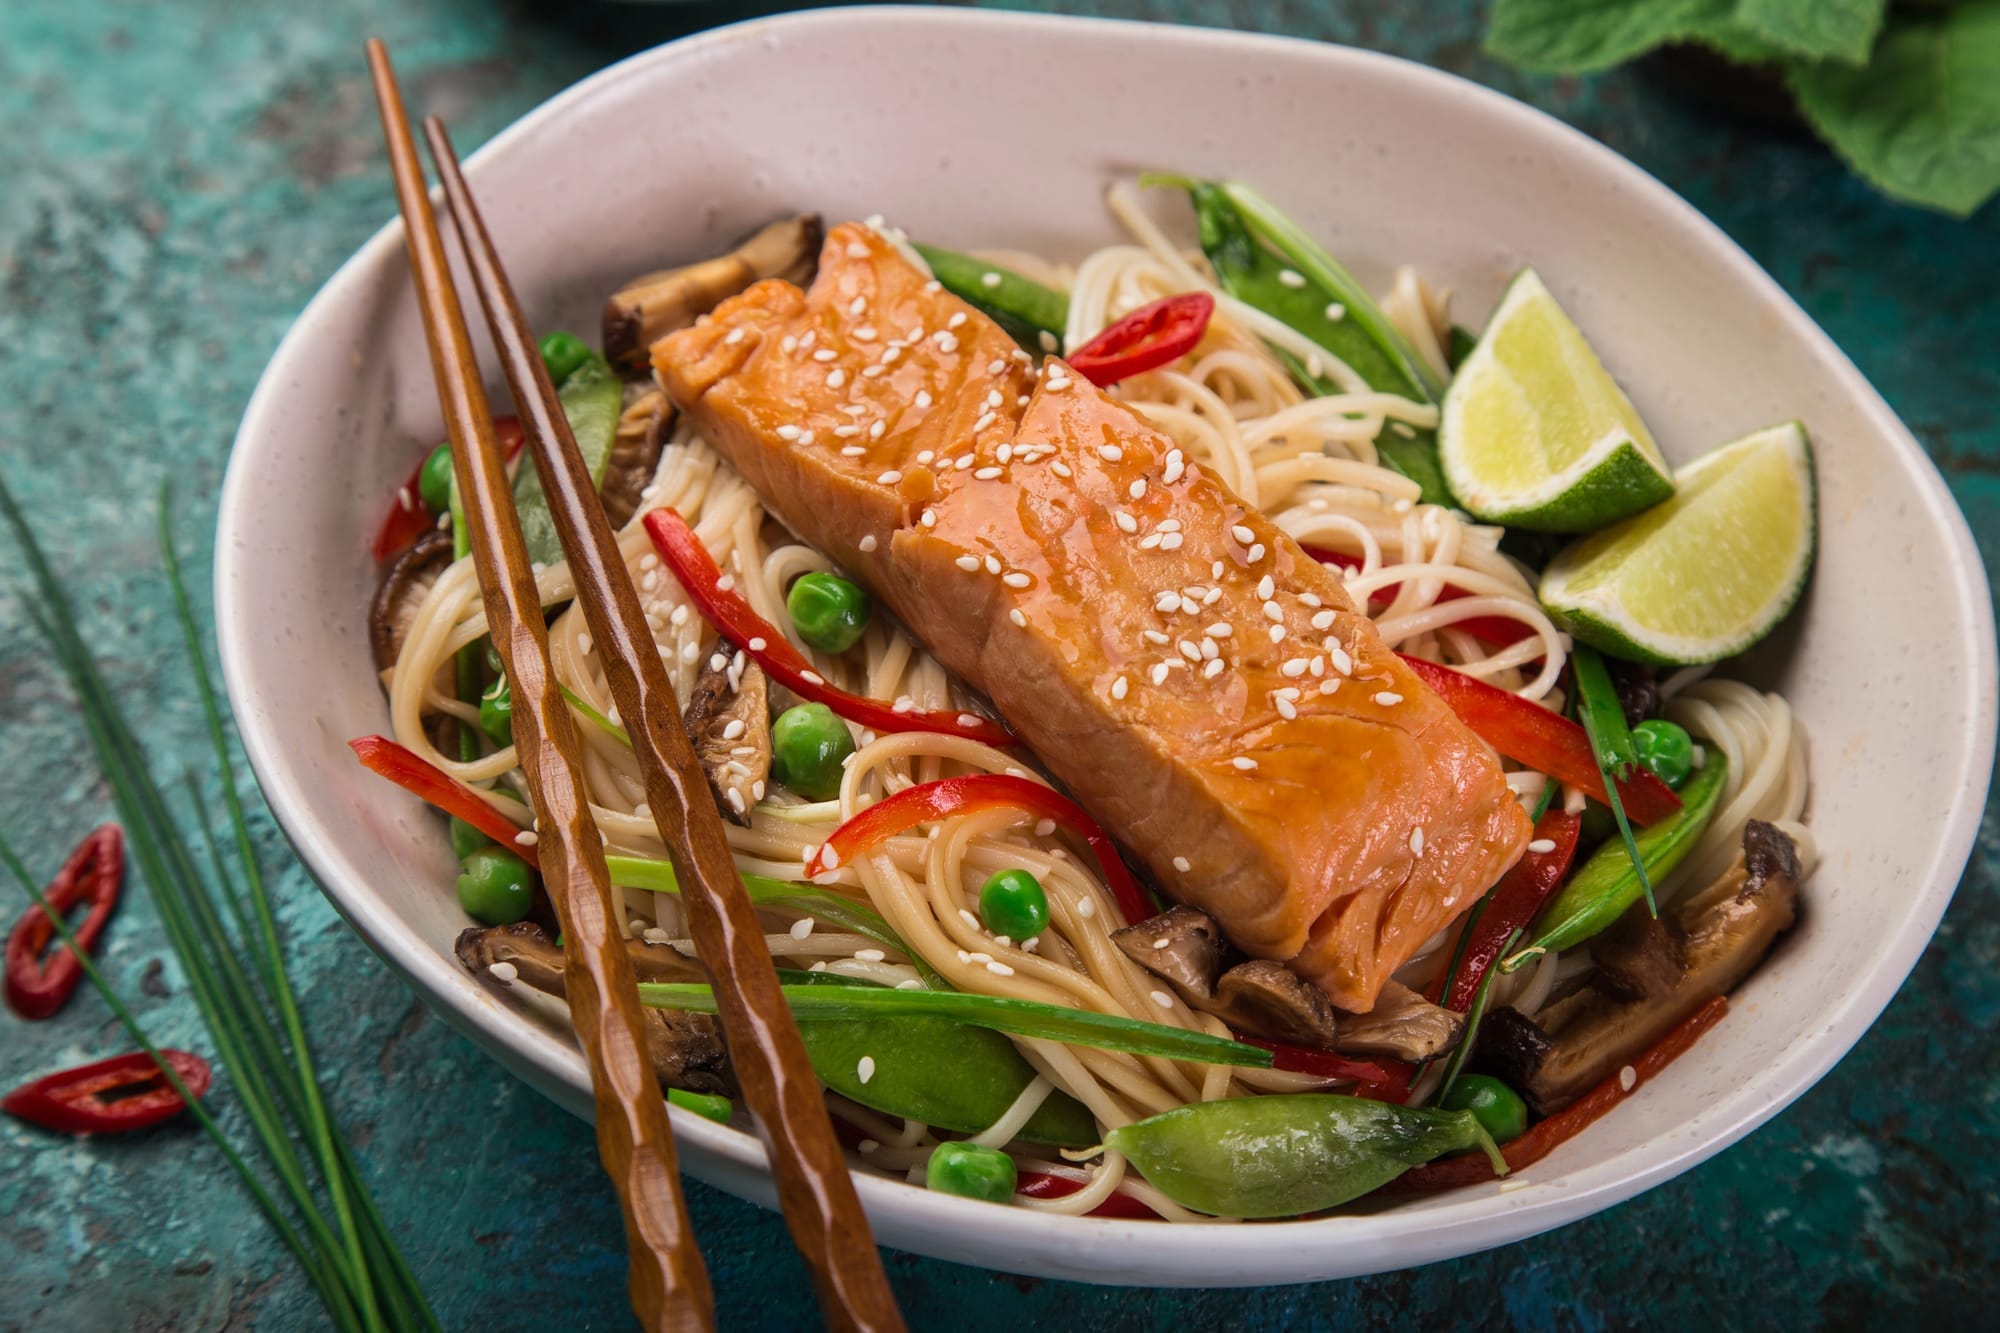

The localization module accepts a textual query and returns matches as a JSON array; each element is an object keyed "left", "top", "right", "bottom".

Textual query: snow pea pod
[
  {"left": 1105, "top": 1094, "right": 1502, "bottom": 1217},
  {"left": 511, "top": 348, "right": 622, "bottom": 566},
  {"left": 1525, "top": 750, "right": 1730, "bottom": 957},
  {"left": 912, "top": 242, "right": 1070, "bottom": 354},
  {"left": 1152, "top": 175, "right": 1451, "bottom": 503}
]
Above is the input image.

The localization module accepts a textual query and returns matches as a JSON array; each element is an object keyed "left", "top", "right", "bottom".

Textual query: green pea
[
  {"left": 1632, "top": 719, "right": 1694, "bottom": 788},
  {"left": 1439, "top": 1075, "right": 1529, "bottom": 1144},
  {"left": 538, "top": 330, "right": 592, "bottom": 385},
  {"left": 925, "top": 1140, "right": 1018, "bottom": 1203},
  {"left": 417, "top": 442, "right": 454, "bottom": 515},
  {"left": 666, "top": 1088, "right": 734, "bottom": 1125},
  {"left": 448, "top": 817, "right": 489, "bottom": 861},
  {"left": 771, "top": 704, "right": 854, "bottom": 800},
  {"left": 456, "top": 847, "right": 536, "bottom": 925},
  {"left": 786, "top": 572, "right": 871, "bottom": 654},
  {"left": 480, "top": 676, "right": 514, "bottom": 746},
  {"left": 978, "top": 868, "right": 1049, "bottom": 941}
]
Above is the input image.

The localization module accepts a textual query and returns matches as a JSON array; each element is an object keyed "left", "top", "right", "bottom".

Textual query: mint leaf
[
  {"left": 1488, "top": 0, "right": 1735, "bottom": 72},
  {"left": 1734, "top": 0, "right": 1885, "bottom": 64},
  {"left": 1790, "top": 0, "right": 2000, "bottom": 216}
]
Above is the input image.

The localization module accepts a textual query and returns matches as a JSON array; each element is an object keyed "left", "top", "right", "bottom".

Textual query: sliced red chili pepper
[
  {"left": 347, "top": 735, "right": 542, "bottom": 873},
  {"left": 803, "top": 774, "right": 1149, "bottom": 927},
  {"left": 1230, "top": 1033, "right": 1414, "bottom": 1103},
  {"left": 642, "top": 508, "right": 1014, "bottom": 747},
  {"left": 1398, "top": 655, "right": 1681, "bottom": 826},
  {"left": 3, "top": 1049, "right": 213, "bottom": 1135},
  {"left": 1014, "top": 1169, "right": 1161, "bottom": 1219},
  {"left": 1067, "top": 292, "right": 1214, "bottom": 387},
  {"left": 370, "top": 416, "right": 525, "bottom": 561},
  {"left": 1441, "top": 809, "right": 1582, "bottom": 1013},
  {"left": 5, "top": 824, "right": 123, "bottom": 1020},
  {"left": 1300, "top": 544, "right": 1529, "bottom": 649},
  {"left": 1380, "top": 995, "right": 1729, "bottom": 1193}
]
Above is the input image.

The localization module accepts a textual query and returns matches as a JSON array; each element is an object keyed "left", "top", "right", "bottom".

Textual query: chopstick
[
  {"left": 364, "top": 42, "right": 716, "bottom": 1333},
  {"left": 418, "top": 114, "right": 908, "bottom": 1333}
]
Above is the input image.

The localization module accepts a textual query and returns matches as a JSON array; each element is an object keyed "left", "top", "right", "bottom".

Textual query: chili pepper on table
[
  {"left": 1523, "top": 750, "right": 1729, "bottom": 958},
  {"left": 370, "top": 414, "right": 524, "bottom": 560},
  {"left": 1397, "top": 655, "right": 1682, "bottom": 825},
  {"left": 1103, "top": 1092, "right": 1503, "bottom": 1217},
  {"left": 1439, "top": 808, "right": 1582, "bottom": 1013},
  {"left": 911, "top": 243, "right": 1071, "bottom": 355},
  {"left": 1381, "top": 996, "right": 1729, "bottom": 1193},
  {"left": 3, "top": 1049, "right": 213, "bottom": 1135},
  {"left": 346, "top": 735, "right": 541, "bottom": 873},
  {"left": 5, "top": 824, "right": 123, "bottom": 1020},
  {"left": 800, "top": 773, "right": 1149, "bottom": 926},
  {"left": 642, "top": 507, "right": 1014, "bottom": 746},
  {"left": 1067, "top": 291, "right": 1214, "bottom": 387},
  {"left": 1152, "top": 175, "right": 1451, "bottom": 504}
]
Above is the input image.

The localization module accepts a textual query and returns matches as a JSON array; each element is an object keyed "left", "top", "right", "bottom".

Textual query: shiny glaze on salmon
[{"left": 657, "top": 223, "right": 1530, "bottom": 1012}]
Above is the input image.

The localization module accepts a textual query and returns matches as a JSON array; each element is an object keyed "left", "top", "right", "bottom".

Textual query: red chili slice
[
  {"left": 1438, "top": 808, "right": 1582, "bottom": 1013},
  {"left": 5, "top": 825, "right": 124, "bottom": 1020},
  {"left": 370, "top": 416, "right": 525, "bottom": 561},
  {"left": 3, "top": 1049, "right": 213, "bottom": 1135},
  {"left": 1300, "top": 544, "right": 1530, "bottom": 649},
  {"left": 1380, "top": 995, "right": 1729, "bottom": 1193},
  {"left": 1067, "top": 292, "right": 1215, "bottom": 387},
  {"left": 1397, "top": 655, "right": 1681, "bottom": 826},
  {"left": 347, "top": 735, "right": 542, "bottom": 873},
  {"left": 642, "top": 508, "right": 1015, "bottom": 747},
  {"left": 1229, "top": 1034, "right": 1414, "bottom": 1104},
  {"left": 1014, "top": 1169, "right": 1161, "bottom": 1219},
  {"left": 803, "top": 774, "right": 1149, "bottom": 927}
]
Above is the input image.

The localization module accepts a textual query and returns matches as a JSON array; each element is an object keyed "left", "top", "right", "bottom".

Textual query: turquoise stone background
[{"left": 2, "top": 1, "right": 1996, "bottom": 1327}]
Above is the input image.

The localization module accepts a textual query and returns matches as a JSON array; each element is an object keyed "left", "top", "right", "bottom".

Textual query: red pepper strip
[
  {"left": 1015, "top": 1170, "right": 1161, "bottom": 1219},
  {"left": 347, "top": 735, "right": 542, "bottom": 873},
  {"left": 370, "top": 416, "right": 525, "bottom": 561},
  {"left": 3, "top": 1049, "right": 213, "bottom": 1135},
  {"left": 1068, "top": 292, "right": 1215, "bottom": 387},
  {"left": 1442, "top": 809, "right": 1582, "bottom": 1013},
  {"left": 643, "top": 508, "right": 1015, "bottom": 747},
  {"left": 1300, "top": 544, "right": 1528, "bottom": 649},
  {"left": 1231, "top": 1033, "right": 1414, "bottom": 1104},
  {"left": 1398, "top": 655, "right": 1681, "bottom": 826},
  {"left": 1381, "top": 995, "right": 1729, "bottom": 1194},
  {"left": 804, "top": 775, "right": 1149, "bottom": 927},
  {"left": 5, "top": 825, "right": 124, "bottom": 1020}
]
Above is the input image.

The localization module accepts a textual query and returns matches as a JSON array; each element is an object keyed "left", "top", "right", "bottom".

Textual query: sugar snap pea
[
  {"left": 912, "top": 242, "right": 1069, "bottom": 354},
  {"left": 1106, "top": 1094, "right": 1503, "bottom": 1217}
]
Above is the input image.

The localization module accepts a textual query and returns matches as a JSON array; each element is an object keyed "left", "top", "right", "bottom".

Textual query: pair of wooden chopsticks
[{"left": 364, "top": 41, "right": 904, "bottom": 1333}]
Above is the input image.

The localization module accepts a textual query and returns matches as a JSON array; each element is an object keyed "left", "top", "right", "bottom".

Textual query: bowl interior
[{"left": 217, "top": 7, "right": 1995, "bottom": 1287}]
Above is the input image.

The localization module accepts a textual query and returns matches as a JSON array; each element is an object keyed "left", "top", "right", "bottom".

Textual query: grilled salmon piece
[{"left": 657, "top": 223, "right": 1530, "bottom": 1012}]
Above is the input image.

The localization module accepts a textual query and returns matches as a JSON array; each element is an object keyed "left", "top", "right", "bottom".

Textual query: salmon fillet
[{"left": 657, "top": 223, "right": 1531, "bottom": 1012}]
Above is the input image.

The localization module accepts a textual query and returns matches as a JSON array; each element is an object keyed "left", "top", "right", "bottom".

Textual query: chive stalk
[{"left": 1570, "top": 644, "right": 1656, "bottom": 916}]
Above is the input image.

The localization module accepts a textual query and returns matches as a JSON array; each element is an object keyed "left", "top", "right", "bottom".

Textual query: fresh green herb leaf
[
  {"left": 640, "top": 979, "right": 1274, "bottom": 1067},
  {"left": 1789, "top": 2, "right": 2000, "bottom": 216},
  {"left": 1487, "top": 0, "right": 1736, "bottom": 73},
  {"left": 1732, "top": 0, "right": 1885, "bottom": 64}
]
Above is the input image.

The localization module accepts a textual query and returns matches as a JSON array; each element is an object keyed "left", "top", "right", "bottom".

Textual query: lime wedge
[
  {"left": 1440, "top": 269, "right": 1674, "bottom": 532},
  {"left": 1539, "top": 422, "right": 1816, "bottom": 666}
]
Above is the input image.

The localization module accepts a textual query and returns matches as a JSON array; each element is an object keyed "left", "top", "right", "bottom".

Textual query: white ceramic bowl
[{"left": 216, "top": 7, "right": 1997, "bottom": 1286}]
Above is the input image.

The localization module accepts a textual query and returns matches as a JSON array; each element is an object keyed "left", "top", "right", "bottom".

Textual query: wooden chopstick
[
  {"left": 419, "top": 116, "right": 907, "bottom": 1333},
  {"left": 363, "top": 41, "right": 716, "bottom": 1333}
]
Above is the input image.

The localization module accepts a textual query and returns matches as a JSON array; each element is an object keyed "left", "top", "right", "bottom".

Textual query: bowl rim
[{"left": 215, "top": 4, "right": 1998, "bottom": 1286}]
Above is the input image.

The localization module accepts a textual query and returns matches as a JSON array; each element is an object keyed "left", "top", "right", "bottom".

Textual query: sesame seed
[
  {"left": 722, "top": 719, "right": 747, "bottom": 740},
  {"left": 1139, "top": 533, "right": 1162, "bottom": 551},
  {"left": 986, "top": 961, "right": 1015, "bottom": 976},
  {"left": 1301, "top": 593, "right": 1322, "bottom": 607},
  {"left": 1115, "top": 510, "right": 1139, "bottom": 534},
  {"left": 840, "top": 445, "right": 866, "bottom": 457},
  {"left": 1619, "top": 1065, "right": 1638, "bottom": 1092},
  {"left": 1307, "top": 353, "right": 1324, "bottom": 379},
  {"left": 948, "top": 311, "right": 968, "bottom": 329},
  {"left": 957, "top": 713, "right": 983, "bottom": 728},
  {"left": 777, "top": 425, "right": 801, "bottom": 440},
  {"left": 813, "top": 348, "right": 837, "bottom": 363},
  {"left": 1150, "top": 663, "right": 1170, "bottom": 686},
  {"left": 1257, "top": 575, "right": 1276, "bottom": 600},
  {"left": 981, "top": 271, "right": 1003, "bottom": 289},
  {"left": 966, "top": 951, "right": 993, "bottom": 964},
  {"left": 1375, "top": 691, "right": 1404, "bottom": 706},
  {"left": 1331, "top": 646, "right": 1355, "bottom": 675},
  {"left": 1324, "top": 301, "right": 1346, "bottom": 321},
  {"left": 956, "top": 555, "right": 981, "bottom": 573},
  {"left": 1098, "top": 444, "right": 1123, "bottom": 463},
  {"left": 1203, "top": 587, "right": 1222, "bottom": 606},
  {"left": 1039, "top": 330, "right": 1059, "bottom": 353},
  {"left": 1002, "top": 572, "right": 1031, "bottom": 588},
  {"left": 855, "top": 948, "right": 886, "bottom": 963},
  {"left": 1528, "top": 838, "right": 1557, "bottom": 854},
  {"left": 1205, "top": 622, "right": 1233, "bottom": 638},
  {"left": 1309, "top": 656, "right": 1326, "bottom": 677},
  {"left": 724, "top": 327, "right": 745, "bottom": 345},
  {"left": 488, "top": 961, "right": 518, "bottom": 983},
  {"left": 747, "top": 636, "right": 766, "bottom": 652},
  {"left": 1410, "top": 827, "right": 1425, "bottom": 856},
  {"left": 1178, "top": 640, "right": 1202, "bottom": 662},
  {"left": 870, "top": 420, "right": 886, "bottom": 439},
  {"left": 876, "top": 469, "right": 902, "bottom": 485},
  {"left": 1154, "top": 590, "right": 1180, "bottom": 612},
  {"left": 1230, "top": 524, "right": 1256, "bottom": 545},
  {"left": 1247, "top": 543, "right": 1266, "bottom": 563},
  {"left": 857, "top": 1056, "right": 876, "bottom": 1084},
  {"left": 1046, "top": 375, "right": 1071, "bottom": 392},
  {"left": 1199, "top": 638, "right": 1218, "bottom": 661},
  {"left": 1162, "top": 450, "right": 1185, "bottom": 484},
  {"left": 955, "top": 454, "right": 974, "bottom": 470},
  {"left": 858, "top": 534, "right": 878, "bottom": 553},
  {"left": 834, "top": 424, "right": 861, "bottom": 438},
  {"left": 1269, "top": 625, "right": 1287, "bottom": 643},
  {"left": 1009, "top": 608, "right": 1027, "bottom": 628},
  {"left": 856, "top": 326, "right": 878, "bottom": 341},
  {"left": 1129, "top": 479, "right": 1148, "bottom": 501},
  {"left": 781, "top": 335, "right": 798, "bottom": 354},
  {"left": 790, "top": 917, "right": 815, "bottom": 940},
  {"left": 826, "top": 368, "right": 846, "bottom": 388},
  {"left": 1274, "top": 697, "right": 1297, "bottom": 719},
  {"left": 846, "top": 240, "right": 870, "bottom": 259},
  {"left": 984, "top": 555, "right": 1002, "bottom": 574},
  {"left": 1311, "top": 610, "right": 1337, "bottom": 630},
  {"left": 1260, "top": 601, "right": 1284, "bottom": 623},
  {"left": 1111, "top": 675, "right": 1129, "bottom": 700},
  {"left": 1077, "top": 897, "right": 1096, "bottom": 919},
  {"left": 1178, "top": 595, "right": 1199, "bottom": 614},
  {"left": 1212, "top": 560, "right": 1225, "bottom": 579},
  {"left": 974, "top": 411, "right": 997, "bottom": 432},
  {"left": 821, "top": 845, "right": 841, "bottom": 869},
  {"left": 1278, "top": 268, "right": 1306, "bottom": 288},
  {"left": 1320, "top": 678, "right": 1340, "bottom": 694},
  {"left": 937, "top": 333, "right": 959, "bottom": 353},
  {"left": 1150, "top": 990, "right": 1175, "bottom": 1011},
  {"left": 915, "top": 390, "right": 933, "bottom": 408},
  {"left": 849, "top": 296, "right": 867, "bottom": 316},
  {"left": 1202, "top": 658, "right": 1224, "bottom": 679},
  {"left": 1232, "top": 756, "right": 1258, "bottom": 771},
  {"left": 1143, "top": 629, "right": 1169, "bottom": 644},
  {"left": 920, "top": 508, "right": 937, "bottom": 528},
  {"left": 916, "top": 450, "right": 935, "bottom": 464},
  {"left": 1281, "top": 658, "right": 1309, "bottom": 678},
  {"left": 974, "top": 466, "right": 1003, "bottom": 480},
  {"left": 1051, "top": 461, "right": 1072, "bottom": 478}
]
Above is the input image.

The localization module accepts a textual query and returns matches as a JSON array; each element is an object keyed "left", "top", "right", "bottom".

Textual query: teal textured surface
[{"left": 2, "top": 0, "right": 1996, "bottom": 1327}]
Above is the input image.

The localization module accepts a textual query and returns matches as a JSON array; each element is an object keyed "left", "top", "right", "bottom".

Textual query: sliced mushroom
[
  {"left": 1334, "top": 980, "right": 1464, "bottom": 1061},
  {"left": 1209, "top": 961, "right": 1341, "bottom": 1048},
  {"left": 1112, "top": 905, "right": 1230, "bottom": 1003},
  {"left": 682, "top": 647, "right": 770, "bottom": 825},
  {"left": 455, "top": 922, "right": 733, "bottom": 1095},
  {"left": 368, "top": 529, "right": 453, "bottom": 674},
  {"left": 603, "top": 214, "right": 824, "bottom": 374},
  {"left": 600, "top": 388, "right": 673, "bottom": 531},
  {"left": 1475, "top": 819, "right": 1801, "bottom": 1114},
  {"left": 1110, "top": 906, "right": 1339, "bottom": 1049}
]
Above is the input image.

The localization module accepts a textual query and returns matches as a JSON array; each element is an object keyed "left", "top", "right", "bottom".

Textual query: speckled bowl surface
[{"left": 215, "top": 7, "right": 1997, "bottom": 1286}]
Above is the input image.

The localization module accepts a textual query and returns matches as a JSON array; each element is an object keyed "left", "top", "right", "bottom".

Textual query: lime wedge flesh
[
  {"left": 1441, "top": 269, "right": 1673, "bottom": 532},
  {"left": 1539, "top": 422, "right": 1816, "bottom": 666}
]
